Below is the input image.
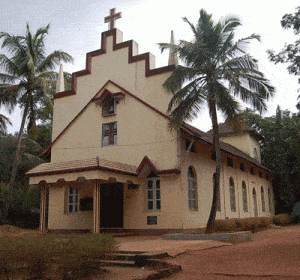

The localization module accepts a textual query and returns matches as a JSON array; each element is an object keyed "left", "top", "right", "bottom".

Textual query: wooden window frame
[
  {"left": 68, "top": 188, "right": 79, "bottom": 214},
  {"left": 146, "top": 178, "right": 161, "bottom": 211}
]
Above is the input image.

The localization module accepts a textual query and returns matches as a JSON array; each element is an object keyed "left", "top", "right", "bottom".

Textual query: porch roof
[
  {"left": 27, "top": 156, "right": 181, "bottom": 185},
  {"left": 27, "top": 157, "right": 137, "bottom": 177}
]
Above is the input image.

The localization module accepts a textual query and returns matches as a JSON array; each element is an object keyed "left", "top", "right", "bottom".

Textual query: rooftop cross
[{"left": 104, "top": 8, "right": 122, "bottom": 30}]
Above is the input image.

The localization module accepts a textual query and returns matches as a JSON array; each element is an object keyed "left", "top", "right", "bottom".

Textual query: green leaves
[{"left": 159, "top": 9, "right": 274, "bottom": 128}]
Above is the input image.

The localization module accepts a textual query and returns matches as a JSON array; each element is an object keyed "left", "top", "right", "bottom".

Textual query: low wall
[{"left": 163, "top": 231, "right": 253, "bottom": 243}]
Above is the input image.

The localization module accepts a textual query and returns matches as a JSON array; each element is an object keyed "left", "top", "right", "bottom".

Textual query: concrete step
[{"left": 99, "top": 259, "right": 136, "bottom": 267}]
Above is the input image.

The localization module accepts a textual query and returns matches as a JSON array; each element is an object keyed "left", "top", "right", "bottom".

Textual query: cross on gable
[{"left": 104, "top": 8, "right": 122, "bottom": 30}]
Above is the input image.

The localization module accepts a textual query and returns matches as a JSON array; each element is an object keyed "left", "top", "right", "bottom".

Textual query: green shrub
[
  {"left": 214, "top": 219, "right": 237, "bottom": 232},
  {"left": 213, "top": 217, "right": 273, "bottom": 233},
  {"left": 0, "top": 234, "right": 116, "bottom": 279},
  {"left": 273, "top": 213, "right": 291, "bottom": 225}
]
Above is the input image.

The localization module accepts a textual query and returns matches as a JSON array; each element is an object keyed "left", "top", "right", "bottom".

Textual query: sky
[{"left": 1, "top": 0, "right": 300, "bottom": 133}]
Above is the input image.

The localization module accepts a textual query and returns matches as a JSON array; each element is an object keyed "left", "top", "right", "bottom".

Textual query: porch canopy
[
  {"left": 27, "top": 157, "right": 140, "bottom": 185},
  {"left": 27, "top": 156, "right": 180, "bottom": 233}
]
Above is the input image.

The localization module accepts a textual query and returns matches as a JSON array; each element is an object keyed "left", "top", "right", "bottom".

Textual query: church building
[{"left": 27, "top": 9, "right": 274, "bottom": 234}]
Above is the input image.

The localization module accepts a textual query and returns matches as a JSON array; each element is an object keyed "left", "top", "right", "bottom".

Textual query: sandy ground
[
  {"left": 1, "top": 225, "right": 300, "bottom": 279},
  {"left": 167, "top": 225, "right": 300, "bottom": 280}
]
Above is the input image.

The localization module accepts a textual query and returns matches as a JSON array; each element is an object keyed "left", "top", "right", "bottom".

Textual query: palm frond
[
  {"left": 169, "top": 81, "right": 207, "bottom": 127},
  {"left": 0, "top": 54, "right": 19, "bottom": 77},
  {"left": 0, "top": 113, "right": 12, "bottom": 134},
  {"left": 37, "top": 51, "right": 73, "bottom": 73}
]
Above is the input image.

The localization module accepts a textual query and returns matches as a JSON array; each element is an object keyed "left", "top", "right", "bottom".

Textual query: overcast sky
[{"left": 1, "top": 0, "right": 300, "bottom": 133}]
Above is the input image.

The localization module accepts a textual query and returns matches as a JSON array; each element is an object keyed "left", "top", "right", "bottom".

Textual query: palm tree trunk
[
  {"left": 206, "top": 100, "right": 222, "bottom": 233},
  {"left": 3, "top": 104, "right": 29, "bottom": 222}
]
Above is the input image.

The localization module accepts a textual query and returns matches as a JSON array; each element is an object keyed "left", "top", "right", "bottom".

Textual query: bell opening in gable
[{"left": 102, "top": 95, "right": 116, "bottom": 116}]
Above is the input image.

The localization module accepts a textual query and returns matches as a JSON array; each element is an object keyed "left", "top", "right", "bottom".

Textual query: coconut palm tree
[
  {"left": 159, "top": 9, "right": 275, "bottom": 232},
  {"left": 0, "top": 23, "right": 73, "bottom": 219}
]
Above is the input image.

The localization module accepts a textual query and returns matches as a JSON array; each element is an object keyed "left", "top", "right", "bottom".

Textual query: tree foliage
[
  {"left": 244, "top": 107, "right": 300, "bottom": 213},
  {"left": 268, "top": 6, "right": 300, "bottom": 108},
  {"left": 0, "top": 23, "right": 72, "bottom": 225}
]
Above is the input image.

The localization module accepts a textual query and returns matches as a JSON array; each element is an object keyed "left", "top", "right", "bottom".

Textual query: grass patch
[{"left": 0, "top": 233, "right": 116, "bottom": 279}]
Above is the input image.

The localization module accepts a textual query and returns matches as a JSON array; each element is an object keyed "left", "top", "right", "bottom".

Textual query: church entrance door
[{"left": 100, "top": 183, "right": 124, "bottom": 228}]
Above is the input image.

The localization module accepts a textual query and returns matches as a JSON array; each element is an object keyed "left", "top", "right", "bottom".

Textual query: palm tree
[
  {"left": 159, "top": 9, "right": 275, "bottom": 233},
  {"left": 0, "top": 23, "right": 73, "bottom": 219}
]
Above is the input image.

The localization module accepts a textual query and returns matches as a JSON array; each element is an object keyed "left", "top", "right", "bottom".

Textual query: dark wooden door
[{"left": 100, "top": 183, "right": 124, "bottom": 228}]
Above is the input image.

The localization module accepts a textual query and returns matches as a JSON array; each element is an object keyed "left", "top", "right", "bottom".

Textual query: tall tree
[
  {"left": 159, "top": 9, "right": 274, "bottom": 232},
  {"left": 0, "top": 24, "right": 73, "bottom": 219}
]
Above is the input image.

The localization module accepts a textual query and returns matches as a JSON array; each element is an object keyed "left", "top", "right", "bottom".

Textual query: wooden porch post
[
  {"left": 93, "top": 180, "right": 101, "bottom": 233},
  {"left": 40, "top": 184, "right": 49, "bottom": 234}
]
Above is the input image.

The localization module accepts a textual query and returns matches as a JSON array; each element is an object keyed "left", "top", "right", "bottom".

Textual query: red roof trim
[
  {"left": 92, "top": 89, "right": 126, "bottom": 103},
  {"left": 136, "top": 156, "right": 158, "bottom": 175},
  {"left": 157, "top": 169, "right": 181, "bottom": 175},
  {"left": 28, "top": 164, "right": 138, "bottom": 178},
  {"left": 42, "top": 80, "right": 112, "bottom": 157},
  {"left": 54, "top": 90, "right": 76, "bottom": 99},
  {"left": 42, "top": 80, "right": 171, "bottom": 157},
  {"left": 54, "top": 28, "right": 175, "bottom": 99}
]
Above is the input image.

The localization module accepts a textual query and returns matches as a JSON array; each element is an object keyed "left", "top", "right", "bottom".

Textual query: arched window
[
  {"left": 261, "top": 187, "right": 266, "bottom": 212},
  {"left": 268, "top": 188, "right": 272, "bottom": 213},
  {"left": 242, "top": 181, "right": 248, "bottom": 212},
  {"left": 188, "top": 167, "right": 197, "bottom": 210},
  {"left": 229, "top": 177, "right": 236, "bottom": 212},
  {"left": 253, "top": 188, "right": 258, "bottom": 217}
]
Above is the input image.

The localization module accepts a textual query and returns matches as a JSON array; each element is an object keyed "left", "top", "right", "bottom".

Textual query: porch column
[
  {"left": 93, "top": 180, "right": 101, "bottom": 233},
  {"left": 40, "top": 184, "right": 49, "bottom": 234}
]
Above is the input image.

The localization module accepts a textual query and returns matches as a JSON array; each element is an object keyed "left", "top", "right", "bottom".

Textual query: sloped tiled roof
[
  {"left": 27, "top": 157, "right": 138, "bottom": 177},
  {"left": 206, "top": 122, "right": 264, "bottom": 141},
  {"left": 27, "top": 156, "right": 181, "bottom": 177},
  {"left": 182, "top": 123, "right": 269, "bottom": 171}
]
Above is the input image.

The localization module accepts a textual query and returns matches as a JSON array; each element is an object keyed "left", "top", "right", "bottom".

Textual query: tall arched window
[
  {"left": 268, "top": 188, "right": 272, "bottom": 213},
  {"left": 229, "top": 177, "right": 236, "bottom": 212},
  {"left": 261, "top": 186, "right": 266, "bottom": 212},
  {"left": 253, "top": 188, "right": 258, "bottom": 217},
  {"left": 188, "top": 167, "right": 197, "bottom": 210},
  {"left": 242, "top": 181, "right": 248, "bottom": 212}
]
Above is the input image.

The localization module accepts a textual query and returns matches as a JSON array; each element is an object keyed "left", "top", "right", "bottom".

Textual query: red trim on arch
[
  {"left": 136, "top": 156, "right": 158, "bottom": 175},
  {"left": 92, "top": 89, "right": 125, "bottom": 103}
]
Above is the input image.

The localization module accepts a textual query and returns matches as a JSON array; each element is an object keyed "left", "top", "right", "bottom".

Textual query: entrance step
[
  {"left": 99, "top": 259, "right": 136, "bottom": 267},
  {"left": 101, "top": 251, "right": 152, "bottom": 267},
  {"left": 100, "top": 228, "right": 136, "bottom": 237}
]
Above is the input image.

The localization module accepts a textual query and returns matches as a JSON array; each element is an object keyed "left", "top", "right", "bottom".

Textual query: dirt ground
[
  {"left": 1, "top": 225, "right": 299, "bottom": 280},
  {"left": 167, "top": 225, "right": 300, "bottom": 280}
]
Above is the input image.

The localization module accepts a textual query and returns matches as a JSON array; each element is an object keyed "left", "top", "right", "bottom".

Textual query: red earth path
[{"left": 167, "top": 225, "right": 300, "bottom": 280}]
